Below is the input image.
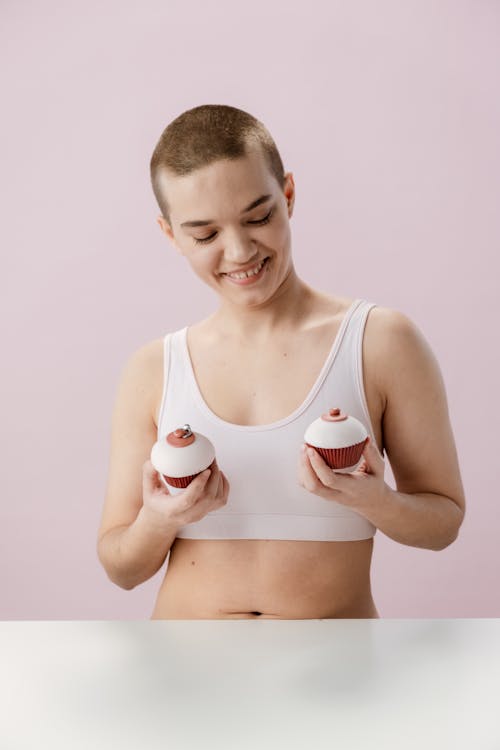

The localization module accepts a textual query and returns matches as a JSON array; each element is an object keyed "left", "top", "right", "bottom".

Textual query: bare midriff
[{"left": 150, "top": 537, "right": 378, "bottom": 619}]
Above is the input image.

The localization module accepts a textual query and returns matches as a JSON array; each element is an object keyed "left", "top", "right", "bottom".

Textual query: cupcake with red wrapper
[
  {"left": 150, "top": 424, "right": 216, "bottom": 495},
  {"left": 304, "top": 407, "right": 369, "bottom": 473}
]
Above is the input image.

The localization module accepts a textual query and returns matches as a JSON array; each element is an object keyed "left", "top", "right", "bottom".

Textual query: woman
[{"left": 97, "top": 104, "right": 466, "bottom": 619}]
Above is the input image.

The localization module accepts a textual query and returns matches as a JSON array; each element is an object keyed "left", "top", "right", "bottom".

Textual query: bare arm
[
  {"left": 358, "top": 479, "right": 464, "bottom": 551},
  {"left": 97, "top": 456, "right": 224, "bottom": 589},
  {"left": 367, "top": 307, "right": 466, "bottom": 549},
  {"left": 96, "top": 341, "right": 174, "bottom": 590},
  {"left": 97, "top": 504, "right": 179, "bottom": 590},
  {"left": 300, "top": 307, "right": 466, "bottom": 551}
]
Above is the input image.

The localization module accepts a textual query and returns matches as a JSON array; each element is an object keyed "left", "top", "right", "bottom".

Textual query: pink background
[{"left": 1, "top": 1, "right": 499, "bottom": 619}]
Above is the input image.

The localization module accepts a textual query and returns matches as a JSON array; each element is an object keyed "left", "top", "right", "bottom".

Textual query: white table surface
[{"left": 1, "top": 619, "right": 499, "bottom": 750}]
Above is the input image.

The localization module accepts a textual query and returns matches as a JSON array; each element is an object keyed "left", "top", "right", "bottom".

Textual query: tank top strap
[
  {"left": 350, "top": 299, "right": 378, "bottom": 362},
  {"left": 157, "top": 328, "right": 192, "bottom": 439},
  {"left": 337, "top": 299, "right": 377, "bottom": 349},
  {"left": 323, "top": 298, "right": 379, "bottom": 451},
  {"left": 323, "top": 299, "right": 377, "bottom": 367}
]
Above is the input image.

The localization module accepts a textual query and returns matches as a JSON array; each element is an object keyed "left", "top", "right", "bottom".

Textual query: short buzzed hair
[{"left": 150, "top": 104, "right": 286, "bottom": 224}]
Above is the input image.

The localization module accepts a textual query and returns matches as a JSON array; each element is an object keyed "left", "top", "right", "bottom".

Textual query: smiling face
[{"left": 156, "top": 145, "right": 296, "bottom": 306}]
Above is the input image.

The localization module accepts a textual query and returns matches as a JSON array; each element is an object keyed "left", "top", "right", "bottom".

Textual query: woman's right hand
[{"left": 141, "top": 457, "right": 229, "bottom": 530}]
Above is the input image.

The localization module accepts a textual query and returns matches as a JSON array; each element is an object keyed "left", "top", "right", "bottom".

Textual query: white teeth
[{"left": 226, "top": 259, "right": 266, "bottom": 279}]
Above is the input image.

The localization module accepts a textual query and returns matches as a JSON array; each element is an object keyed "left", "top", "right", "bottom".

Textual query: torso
[{"left": 150, "top": 295, "right": 386, "bottom": 619}]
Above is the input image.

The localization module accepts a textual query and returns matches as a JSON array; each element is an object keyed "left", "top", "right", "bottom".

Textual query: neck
[{"left": 210, "top": 264, "right": 316, "bottom": 340}]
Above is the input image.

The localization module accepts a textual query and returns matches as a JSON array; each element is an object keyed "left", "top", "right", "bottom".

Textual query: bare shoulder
[
  {"left": 140, "top": 336, "right": 165, "bottom": 368},
  {"left": 120, "top": 337, "right": 165, "bottom": 425},
  {"left": 361, "top": 305, "right": 425, "bottom": 399},
  {"left": 126, "top": 336, "right": 164, "bottom": 378},
  {"left": 365, "top": 303, "right": 449, "bottom": 414},
  {"left": 145, "top": 337, "right": 165, "bottom": 425},
  {"left": 362, "top": 303, "right": 411, "bottom": 338},
  {"left": 365, "top": 305, "right": 418, "bottom": 333}
]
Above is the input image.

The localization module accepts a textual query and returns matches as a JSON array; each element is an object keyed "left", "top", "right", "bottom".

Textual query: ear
[
  {"left": 283, "top": 172, "right": 295, "bottom": 217},
  {"left": 157, "top": 216, "right": 182, "bottom": 254},
  {"left": 157, "top": 215, "right": 173, "bottom": 239}
]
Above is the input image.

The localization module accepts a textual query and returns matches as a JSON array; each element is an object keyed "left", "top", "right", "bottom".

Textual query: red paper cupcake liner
[
  {"left": 162, "top": 472, "right": 202, "bottom": 488},
  {"left": 306, "top": 438, "right": 368, "bottom": 469}
]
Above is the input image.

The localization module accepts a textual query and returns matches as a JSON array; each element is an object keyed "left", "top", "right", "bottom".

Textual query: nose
[{"left": 223, "top": 231, "right": 258, "bottom": 265}]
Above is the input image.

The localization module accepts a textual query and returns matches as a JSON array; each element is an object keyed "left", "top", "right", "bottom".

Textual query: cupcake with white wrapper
[
  {"left": 304, "top": 407, "right": 369, "bottom": 473},
  {"left": 150, "top": 424, "right": 216, "bottom": 495}
]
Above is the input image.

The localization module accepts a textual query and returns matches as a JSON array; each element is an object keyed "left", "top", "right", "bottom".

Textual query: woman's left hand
[{"left": 297, "top": 436, "right": 389, "bottom": 511}]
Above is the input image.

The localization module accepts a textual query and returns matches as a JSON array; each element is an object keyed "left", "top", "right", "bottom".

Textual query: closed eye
[{"left": 193, "top": 208, "right": 274, "bottom": 245}]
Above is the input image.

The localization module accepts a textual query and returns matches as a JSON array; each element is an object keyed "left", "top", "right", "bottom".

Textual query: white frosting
[
  {"left": 150, "top": 431, "right": 215, "bottom": 477},
  {"left": 304, "top": 414, "right": 368, "bottom": 449}
]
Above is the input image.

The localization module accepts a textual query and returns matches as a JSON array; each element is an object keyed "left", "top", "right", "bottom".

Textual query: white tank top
[{"left": 157, "top": 298, "right": 380, "bottom": 541}]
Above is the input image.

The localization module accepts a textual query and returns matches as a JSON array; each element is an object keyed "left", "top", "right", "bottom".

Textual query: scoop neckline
[{"left": 181, "top": 298, "right": 362, "bottom": 432}]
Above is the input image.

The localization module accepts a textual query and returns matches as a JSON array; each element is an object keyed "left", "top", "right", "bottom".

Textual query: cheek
[
  {"left": 185, "top": 247, "right": 213, "bottom": 269},
  {"left": 265, "top": 221, "right": 290, "bottom": 251},
  {"left": 197, "top": 260, "right": 217, "bottom": 279},
  {"left": 185, "top": 254, "right": 211, "bottom": 281}
]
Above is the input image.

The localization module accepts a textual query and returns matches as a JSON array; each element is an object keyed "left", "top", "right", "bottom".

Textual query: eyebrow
[{"left": 180, "top": 194, "right": 273, "bottom": 228}]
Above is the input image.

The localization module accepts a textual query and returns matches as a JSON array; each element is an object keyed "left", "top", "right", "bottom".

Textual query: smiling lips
[{"left": 222, "top": 257, "right": 269, "bottom": 280}]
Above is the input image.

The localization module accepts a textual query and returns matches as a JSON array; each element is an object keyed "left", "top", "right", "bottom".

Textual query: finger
[
  {"left": 215, "top": 470, "right": 223, "bottom": 497},
  {"left": 181, "top": 468, "right": 212, "bottom": 508},
  {"left": 205, "top": 458, "right": 221, "bottom": 491},
  {"left": 143, "top": 459, "right": 163, "bottom": 495},
  {"left": 220, "top": 471, "right": 229, "bottom": 498},
  {"left": 306, "top": 447, "right": 346, "bottom": 489},
  {"left": 362, "top": 436, "right": 384, "bottom": 473},
  {"left": 299, "top": 445, "right": 323, "bottom": 489},
  {"left": 192, "top": 467, "right": 212, "bottom": 494}
]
